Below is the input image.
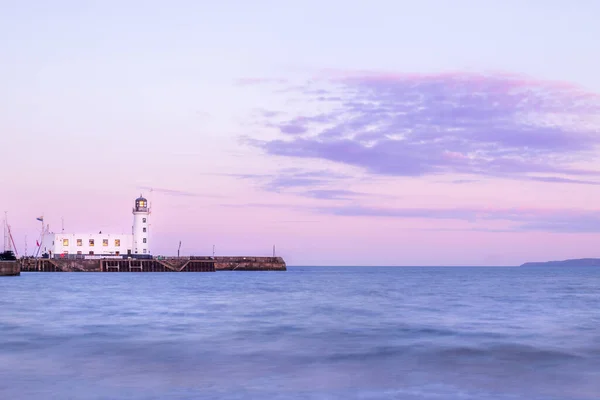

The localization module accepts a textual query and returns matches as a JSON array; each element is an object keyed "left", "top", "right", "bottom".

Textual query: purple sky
[{"left": 2, "top": 1, "right": 600, "bottom": 265}]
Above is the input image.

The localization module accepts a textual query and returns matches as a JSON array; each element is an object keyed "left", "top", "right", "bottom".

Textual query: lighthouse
[{"left": 132, "top": 195, "right": 150, "bottom": 254}]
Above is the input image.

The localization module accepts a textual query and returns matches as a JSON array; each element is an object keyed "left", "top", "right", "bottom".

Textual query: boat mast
[
  {"left": 7, "top": 224, "right": 17, "bottom": 257},
  {"left": 3, "top": 212, "right": 10, "bottom": 252},
  {"left": 2, "top": 212, "right": 18, "bottom": 256}
]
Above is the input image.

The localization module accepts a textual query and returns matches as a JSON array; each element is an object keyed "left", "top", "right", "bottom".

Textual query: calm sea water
[{"left": 1, "top": 267, "right": 599, "bottom": 399}]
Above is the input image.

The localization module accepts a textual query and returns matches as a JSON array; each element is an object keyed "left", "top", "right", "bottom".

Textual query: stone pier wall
[
  {"left": 213, "top": 256, "right": 287, "bottom": 271},
  {"left": 0, "top": 261, "right": 20, "bottom": 276},
  {"left": 18, "top": 256, "right": 286, "bottom": 272}
]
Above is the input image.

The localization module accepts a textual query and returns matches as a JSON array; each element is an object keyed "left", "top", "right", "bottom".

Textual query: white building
[{"left": 39, "top": 195, "right": 151, "bottom": 257}]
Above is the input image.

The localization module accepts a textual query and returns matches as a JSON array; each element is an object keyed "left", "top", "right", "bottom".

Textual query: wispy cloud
[
  {"left": 313, "top": 205, "right": 600, "bottom": 233},
  {"left": 137, "top": 186, "right": 223, "bottom": 198},
  {"left": 450, "top": 179, "right": 480, "bottom": 184},
  {"left": 303, "top": 189, "right": 367, "bottom": 200},
  {"left": 195, "top": 110, "right": 211, "bottom": 119},
  {"left": 234, "top": 77, "right": 289, "bottom": 86},
  {"left": 215, "top": 168, "right": 372, "bottom": 200},
  {"left": 225, "top": 201, "right": 600, "bottom": 233},
  {"left": 446, "top": 175, "right": 600, "bottom": 186},
  {"left": 243, "top": 72, "right": 600, "bottom": 183},
  {"left": 263, "top": 169, "right": 350, "bottom": 192},
  {"left": 526, "top": 176, "right": 600, "bottom": 185}
]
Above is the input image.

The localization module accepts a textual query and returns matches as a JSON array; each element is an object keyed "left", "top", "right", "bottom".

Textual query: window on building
[
  {"left": 143, "top": 249, "right": 147, "bottom": 254},
  {"left": 142, "top": 218, "right": 146, "bottom": 223},
  {"left": 77, "top": 239, "right": 82, "bottom": 246},
  {"left": 143, "top": 238, "right": 147, "bottom": 243},
  {"left": 89, "top": 251, "right": 94, "bottom": 255},
  {"left": 115, "top": 239, "right": 121, "bottom": 247},
  {"left": 77, "top": 251, "right": 82, "bottom": 255},
  {"left": 143, "top": 227, "right": 146, "bottom": 233},
  {"left": 63, "top": 239, "right": 69, "bottom": 246},
  {"left": 103, "top": 239, "right": 108, "bottom": 247},
  {"left": 89, "top": 239, "right": 94, "bottom": 246}
]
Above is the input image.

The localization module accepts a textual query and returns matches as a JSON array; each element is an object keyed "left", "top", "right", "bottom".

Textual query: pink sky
[{"left": 2, "top": 1, "right": 600, "bottom": 265}]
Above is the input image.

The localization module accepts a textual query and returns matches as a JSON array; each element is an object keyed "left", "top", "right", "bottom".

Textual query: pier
[
  {"left": 12, "top": 194, "right": 287, "bottom": 274},
  {"left": 19, "top": 256, "right": 286, "bottom": 272}
]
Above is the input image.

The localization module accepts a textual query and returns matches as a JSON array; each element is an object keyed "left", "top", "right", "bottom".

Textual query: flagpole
[{"left": 34, "top": 215, "right": 44, "bottom": 258}]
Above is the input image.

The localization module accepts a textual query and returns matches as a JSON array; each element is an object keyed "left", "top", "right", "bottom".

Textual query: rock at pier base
[{"left": 0, "top": 261, "right": 20, "bottom": 276}]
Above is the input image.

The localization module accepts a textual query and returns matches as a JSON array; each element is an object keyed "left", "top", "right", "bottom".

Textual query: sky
[{"left": 1, "top": 0, "right": 600, "bottom": 266}]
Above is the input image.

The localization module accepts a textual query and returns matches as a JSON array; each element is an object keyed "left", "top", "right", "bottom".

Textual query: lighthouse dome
[{"left": 134, "top": 195, "right": 148, "bottom": 212}]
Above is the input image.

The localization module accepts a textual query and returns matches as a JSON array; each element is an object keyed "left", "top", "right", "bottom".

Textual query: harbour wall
[
  {"left": 19, "top": 256, "right": 286, "bottom": 272},
  {"left": 0, "top": 261, "right": 20, "bottom": 276},
  {"left": 214, "top": 256, "right": 286, "bottom": 271}
]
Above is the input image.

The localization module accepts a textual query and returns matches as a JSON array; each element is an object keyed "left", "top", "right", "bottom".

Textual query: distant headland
[{"left": 520, "top": 258, "right": 600, "bottom": 267}]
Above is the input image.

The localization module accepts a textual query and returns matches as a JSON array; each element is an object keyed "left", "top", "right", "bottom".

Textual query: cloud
[
  {"left": 225, "top": 168, "right": 344, "bottom": 189},
  {"left": 445, "top": 175, "right": 600, "bottom": 186},
  {"left": 219, "top": 168, "right": 371, "bottom": 200},
  {"left": 234, "top": 77, "right": 288, "bottom": 86},
  {"left": 265, "top": 169, "right": 349, "bottom": 191},
  {"left": 451, "top": 179, "right": 480, "bottom": 184},
  {"left": 259, "top": 109, "right": 284, "bottom": 118},
  {"left": 226, "top": 201, "right": 600, "bottom": 233},
  {"left": 244, "top": 72, "right": 600, "bottom": 182},
  {"left": 303, "top": 189, "right": 366, "bottom": 200},
  {"left": 279, "top": 123, "right": 308, "bottom": 135},
  {"left": 195, "top": 111, "right": 211, "bottom": 118},
  {"left": 526, "top": 176, "right": 600, "bottom": 185},
  {"left": 137, "top": 186, "right": 222, "bottom": 198},
  {"left": 313, "top": 205, "right": 600, "bottom": 233}
]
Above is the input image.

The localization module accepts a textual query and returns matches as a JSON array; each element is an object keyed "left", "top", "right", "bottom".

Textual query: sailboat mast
[
  {"left": 3, "top": 212, "right": 10, "bottom": 252},
  {"left": 8, "top": 225, "right": 17, "bottom": 257}
]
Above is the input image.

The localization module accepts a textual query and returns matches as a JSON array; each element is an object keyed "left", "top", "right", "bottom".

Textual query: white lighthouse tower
[{"left": 132, "top": 195, "right": 150, "bottom": 255}]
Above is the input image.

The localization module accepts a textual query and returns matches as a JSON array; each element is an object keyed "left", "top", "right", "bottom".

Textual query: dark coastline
[{"left": 520, "top": 258, "right": 600, "bottom": 267}]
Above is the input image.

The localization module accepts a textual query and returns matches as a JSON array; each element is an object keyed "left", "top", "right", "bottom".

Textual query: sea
[{"left": 1, "top": 266, "right": 599, "bottom": 400}]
